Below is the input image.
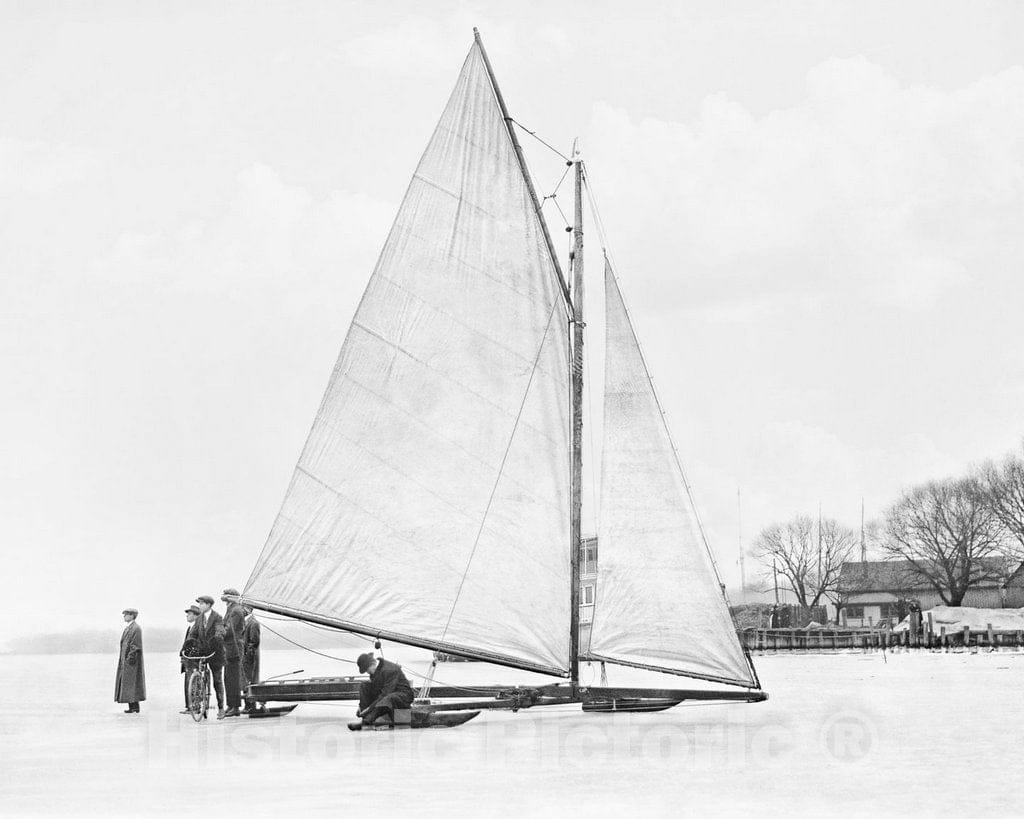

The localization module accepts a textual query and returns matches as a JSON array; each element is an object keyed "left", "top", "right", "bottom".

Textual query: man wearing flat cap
[
  {"left": 179, "top": 605, "right": 201, "bottom": 714},
  {"left": 220, "top": 588, "right": 245, "bottom": 718},
  {"left": 191, "top": 595, "right": 227, "bottom": 718},
  {"left": 354, "top": 652, "right": 414, "bottom": 727},
  {"left": 241, "top": 606, "right": 262, "bottom": 714},
  {"left": 114, "top": 608, "right": 146, "bottom": 714}
]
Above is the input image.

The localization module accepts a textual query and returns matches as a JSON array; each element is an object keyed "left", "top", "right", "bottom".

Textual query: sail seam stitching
[
  {"left": 349, "top": 319, "right": 564, "bottom": 450},
  {"left": 435, "top": 296, "right": 567, "bottom": 660},
  {"left": 397, "top": 215, "right": 552, "bottom": 307},
  {"left": 306, "top": 420, "right": 483, "bottom": 522},
  {"left": 334, "top": 373, "right": 565, "bottom": 513},
  {"left": 363, "top": 276, "right": 565, "bottom": 386}
]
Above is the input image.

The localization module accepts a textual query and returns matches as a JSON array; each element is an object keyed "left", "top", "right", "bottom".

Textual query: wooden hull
[
  {"left": 250, "top": 677, "right": 766, "bottom": 705},
  {"left": 432, "top": 651, "right": 475, "bottom": 663},
  {"left": 348, "top": 709, "right": 481, "bottom": 731},
  {"left": 246, "top": 704, "right": 298, "bottom": 719},
  {"left": 581, "top": 698, "right": 681, "bottom": 713}
]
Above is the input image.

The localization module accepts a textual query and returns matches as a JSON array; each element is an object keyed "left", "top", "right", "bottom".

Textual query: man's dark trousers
[
  {"left": 207, "top": 659, "right": 226, "bottom": 709},
  {"left": 224, "top": 657, "right": 242, "bottom": 709}
]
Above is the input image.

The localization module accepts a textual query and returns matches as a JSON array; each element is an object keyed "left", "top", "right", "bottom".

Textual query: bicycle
[{"left": 181, "top": 651, "right": 215, "bottom": 722}]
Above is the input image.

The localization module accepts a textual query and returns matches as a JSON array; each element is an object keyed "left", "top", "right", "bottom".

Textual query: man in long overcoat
[
  {"left": 355, "top": 652, "right": 413, "bottom": 726},
  {"left": 220, "top": 588, "right": 246, "bottom": 717},
  {"left": 191, "top": 595, "right": 226, "bottom": 718},
  {"left": 241, "top": 606, "right": 261, "bottom": 713},
  {"left": 114, "top": 608, "right": 146, "bottom": 713}
]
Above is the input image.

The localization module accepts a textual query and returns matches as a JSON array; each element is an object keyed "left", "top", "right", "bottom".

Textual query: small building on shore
[
  {"left": 1004, "top": 561, "right": 1024, "bottom": 607},
  {"left": 578, "top": 536, "right": 598, "bottom": 649},
  {"left": 838, "top": 557, "right": 1020, "bottom": 627}
]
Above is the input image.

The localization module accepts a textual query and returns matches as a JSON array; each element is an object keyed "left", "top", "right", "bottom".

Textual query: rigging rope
[
  {"left": 582, "top": 168, "right": 614, "bottom": 261},
  {"left": 547, "top": 162, "right": 572, "bottom": 199},
  {"left": 259, "top": 613, "right": 377, "bottom": 642},
  {"left": 549, "top": 196, "right": 571, "bottom": 230},
  {"left": 258, "top": 614, "right": 550, "bottom": 696},
  {"left": 259, "top": 620, "right": 359, "bottom": 665},
  {"left": 510, "top": 117, "right": 572, "bottom": 162},
  {"left": 510, "top": 117, "right": 573, "bottom": 232},
  {"left": 539, "top": 164, "right": 572, "bottom": 230},
  {"left": 434, "top": 296, "right": 564, "bottom": 656}
]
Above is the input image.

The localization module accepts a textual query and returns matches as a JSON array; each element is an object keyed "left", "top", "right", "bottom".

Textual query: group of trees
[
  {"left": 752, "top": 443, "right": 1024, "bottom": 610},
  {"left": 753, "top": 516, "right": 858, "bottom": 609}
]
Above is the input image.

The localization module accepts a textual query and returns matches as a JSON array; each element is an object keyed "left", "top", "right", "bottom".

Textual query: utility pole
[
  {"left": 738, "top": 488, "right": 746, "bottom": 593},
  {"left": 860, "top": 497, "right": 866, "bottom": 573},
  {"left": 817, "top": 501, "right": 822, "bottom": 604}
]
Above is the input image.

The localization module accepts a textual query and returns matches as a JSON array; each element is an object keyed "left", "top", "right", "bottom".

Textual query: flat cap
[
  {"left": 220, "top": 588, "right": 240, "bottom": 601},
  {"left": 357, "top": 652, "right": 376, "bottom": 673},
  {"left": 185, "top": 604, "right": 201, "bottom": 615},
  {"left": 122, "top": 607, "right": 138, "bottom": 617},
  {"left": 196, "top": 595, "right": 215, "bottom": 605}
]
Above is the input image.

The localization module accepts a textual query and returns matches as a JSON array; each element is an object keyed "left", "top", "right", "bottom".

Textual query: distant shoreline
[{"left": 1, "top": 625, "right": 357, "bottom": 656}]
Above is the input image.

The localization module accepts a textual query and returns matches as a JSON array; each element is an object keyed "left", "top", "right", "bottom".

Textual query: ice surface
[{"left": 2, "top": 642, "right": 1023, "bottom": 816}]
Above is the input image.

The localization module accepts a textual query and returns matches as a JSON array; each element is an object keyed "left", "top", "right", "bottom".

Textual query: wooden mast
[
  {"left": 569, "top": 151, "right": 584, "bottom": 687},
  {"left": 474, "top": 27, "right": 581, "bottom": 683}
]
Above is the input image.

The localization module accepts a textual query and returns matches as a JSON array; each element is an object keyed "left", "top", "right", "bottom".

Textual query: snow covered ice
[{"left": 2, "top": 645, "right": 1023, "bottom": 816}]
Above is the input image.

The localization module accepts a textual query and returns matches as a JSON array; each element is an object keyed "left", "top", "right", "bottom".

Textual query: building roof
[
  {"left": 839, "top": 557, "right": 1016, "bottom": 593},
  {"left": 1005, "top": 560, "right": 1024, "bottom": 589}
]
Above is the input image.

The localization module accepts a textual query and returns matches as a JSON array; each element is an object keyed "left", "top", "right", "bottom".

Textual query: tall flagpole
[{"left": 569, "top": 148, "right": 585, "bottom": 688}]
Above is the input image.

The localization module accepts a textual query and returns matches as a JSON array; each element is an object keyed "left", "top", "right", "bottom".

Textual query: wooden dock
[{"left": 739, "top": 624, "right": 1024, "bottom": 652}]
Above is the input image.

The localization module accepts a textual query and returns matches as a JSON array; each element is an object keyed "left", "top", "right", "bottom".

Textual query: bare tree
[
  {"left": 978, "top": 448, "right": 1024, "bottom": 561},
  {"left": 883, "top": 476, "right": 1008, "bottom": 605},
  {"left": 754, "top": 515, "right": 858, "bottom": 609}
]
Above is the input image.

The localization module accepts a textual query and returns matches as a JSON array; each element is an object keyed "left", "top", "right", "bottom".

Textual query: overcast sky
[{"left": 2, "top": 1, "right": 1023, "bottom": 644}]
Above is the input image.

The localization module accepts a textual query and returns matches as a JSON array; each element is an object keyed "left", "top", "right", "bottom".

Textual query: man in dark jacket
[
  {"left": 179, "top": 604, "right": 200, "bottom": 713},
  {"left": 241, "top": 606, "right": 261, "bottom": 714},
  {"left": 220, "top": 588, "right": 246, "bottom": 718},
  {"left": 114, "top": 608, "right": 146, "bottom": 713},
  {"left": 191, "top": 595, "right": 226, "bottom": 718},
  {"left": 355, "top": 652, "right": 414, "bottom": 726}
]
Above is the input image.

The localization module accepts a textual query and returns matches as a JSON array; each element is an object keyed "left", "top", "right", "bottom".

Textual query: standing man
[
  {"left": 354, "top": 652, "right": 413, "bottom": 727},
  {"left": 179, "top": 604, "right": 200, "bottom": 714},
  {"left": 220, "top": 588, "right": 245, "bottom": 718},
  {"left": 241, "top": 605, "right": 262, "bottom": 714},
  {"left": 114, "top": 608, "right": 146, "bottom": 714},
  {"left": 192, "top": 595, "right": 226, "bottom": 719}
]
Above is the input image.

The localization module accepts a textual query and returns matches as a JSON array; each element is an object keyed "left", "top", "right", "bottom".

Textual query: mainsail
[
  {"left": 587, "top": 260, "right": 757, "bottom": 688},
  {"left": 243, "top": 43, "right": 573, "bottom": 676}
]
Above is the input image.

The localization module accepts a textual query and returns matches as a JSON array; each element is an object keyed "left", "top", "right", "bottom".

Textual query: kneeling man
[{"left": 356, "top": 652, "right": 413, "bottom": 726}]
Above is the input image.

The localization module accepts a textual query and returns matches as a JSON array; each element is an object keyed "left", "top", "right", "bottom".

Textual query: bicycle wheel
[{"left": 187, "top": 670, "right": 205, "bottom": 723}]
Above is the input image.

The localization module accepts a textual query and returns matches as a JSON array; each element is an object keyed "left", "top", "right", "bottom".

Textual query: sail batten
[
  {"left": 243, "top": 42, "right": 572, "bottom": 674},
  {"left": 589, "top": 260, "right": 757, "bottom": 688}
]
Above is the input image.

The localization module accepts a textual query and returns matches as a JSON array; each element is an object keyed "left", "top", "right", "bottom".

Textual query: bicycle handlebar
[{"left": 181, "top": 652, "right": 215, "bottom": 661}]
